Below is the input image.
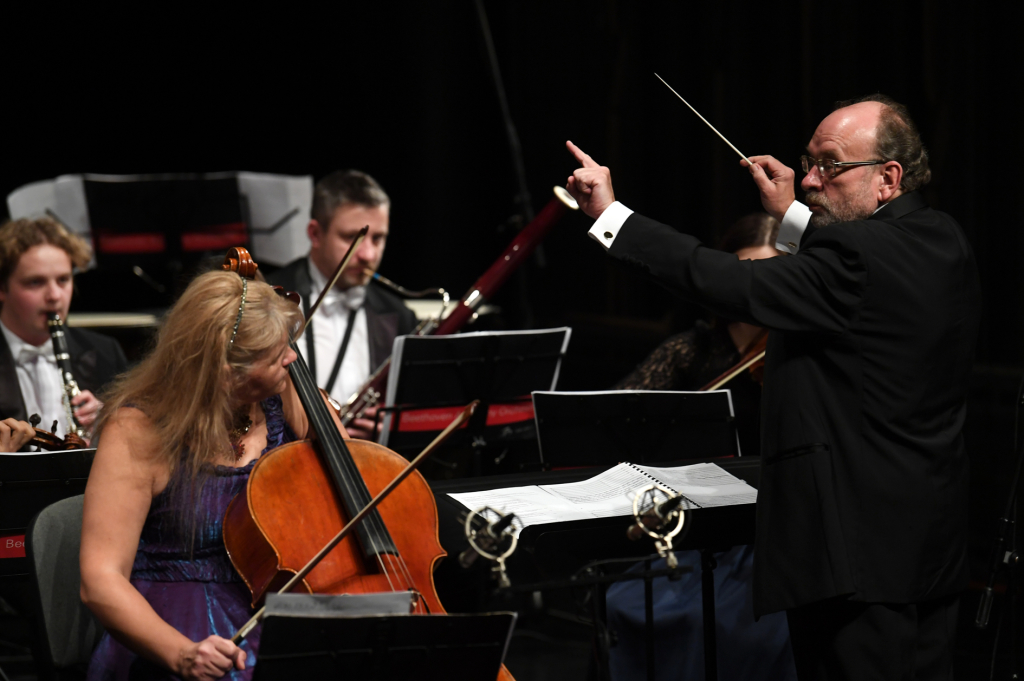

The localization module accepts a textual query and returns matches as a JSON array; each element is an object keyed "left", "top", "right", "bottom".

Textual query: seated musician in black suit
[
  {"left": 266, "top": 170, "right": 417, "bottom": 440},
  {"left": 566, "top": 95, "right": 980, "bottom": 680},
  {"left": 0, "top": 217, "right": 128, "bottom": 445}
]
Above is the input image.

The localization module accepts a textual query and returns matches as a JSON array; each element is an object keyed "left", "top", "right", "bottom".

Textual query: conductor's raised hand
[
  {"left": 177, "top": 636, "right": 246, "bottom": 680},
  {"left": 565, "top": 141, "right": 616, "bottom": 219},
  {"left": 743, "top": 155, "right": 795, "bottom": 222}
]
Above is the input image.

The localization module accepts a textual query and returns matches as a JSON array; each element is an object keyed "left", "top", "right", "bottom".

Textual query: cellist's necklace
[{"left": 229, "top": 405, "right": 253, "bottom": 461}]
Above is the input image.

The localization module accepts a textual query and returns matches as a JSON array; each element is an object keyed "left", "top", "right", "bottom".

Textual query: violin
[
  {"left": 219, "top": 248, "right": 514, "bottom": 681},
  {"left": 28, "top": 414, "right": 87, "bottom": 451}
]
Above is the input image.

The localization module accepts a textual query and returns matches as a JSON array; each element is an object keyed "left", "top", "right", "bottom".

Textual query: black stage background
[{"left": 2, "top": 1, "right": 1022, "bottom": 675}]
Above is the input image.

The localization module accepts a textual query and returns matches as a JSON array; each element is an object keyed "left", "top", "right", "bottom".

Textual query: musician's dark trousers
[{"left": 786, "top": 593, "right": 959, "bottom": 681}]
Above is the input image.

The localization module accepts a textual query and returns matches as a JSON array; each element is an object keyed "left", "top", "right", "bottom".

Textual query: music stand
[
  {"left": 532, "top": 390, "right": 739, "bottom": 467},
  {"left": 254, "top": 593, "right": 516, "bottom": 681},
  {"left": 0, "top": 450, "right": 96, "bottom": 578},
  {"left": 8, "top": 172, "right": 313, "bottom": 311},
  {"left": 378, "top": 328, "right": 571, "bottom": 473}
]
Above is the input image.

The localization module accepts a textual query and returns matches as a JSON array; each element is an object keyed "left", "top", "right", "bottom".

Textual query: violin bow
[
  {"left": 295, "top": 225, "right": 370, "bottom": 339},
  {"left": 702, "top": 328, "right": 770, "bottom": 391},
  {"left": 704, "top": 350, "right": 767, "bottom": 391},
  {"left": 230, "top": 399, "right": 480, "bottom": 644}
]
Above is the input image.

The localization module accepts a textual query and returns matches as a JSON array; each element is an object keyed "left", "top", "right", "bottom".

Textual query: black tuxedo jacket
[
  {"left": 0, "top": 326, "right": 128, "bottom": 422},
  {"left": 609, "top": 192, "right": 981, "bottom": 615},
  {"left": 265, "top": 258, "right": 418, "bottom": 374}
]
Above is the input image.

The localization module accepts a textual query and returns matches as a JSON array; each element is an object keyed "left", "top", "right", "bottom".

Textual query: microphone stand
[{"left": 976, "top": 371, "right": 1024, "bottom": 679}]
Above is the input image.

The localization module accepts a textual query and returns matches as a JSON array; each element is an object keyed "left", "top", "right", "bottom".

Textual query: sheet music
[
  {"left": 447, "top": 485, "right": 594, "bottom": 533},
  {"left": 634, "top": 462, "right": 758, "bottom": 507},
  {"left": 537, "top": 463, "right": 657, "bottom": 517},
  {"left": 448, "top": 461, "right": 755, "bottom": 533}
]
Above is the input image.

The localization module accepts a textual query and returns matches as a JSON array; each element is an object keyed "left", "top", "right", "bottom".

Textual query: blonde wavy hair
[{"left": 96, "top": 270, "right": 303, "bottom": 483}]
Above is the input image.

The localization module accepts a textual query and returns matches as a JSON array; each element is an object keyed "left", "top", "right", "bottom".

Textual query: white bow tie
[
  {"left": 18, "top": 344, "right": 56, "bottom": 366},
  {"left": 323, "top": 286, "right": 366, "bottom": 312}
]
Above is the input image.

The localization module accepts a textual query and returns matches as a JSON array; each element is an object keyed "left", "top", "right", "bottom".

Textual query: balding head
[
  {"left": 816, "top": 101, "right": 887, "bottom": 167},
  {"left": 835, "top": 94, "right": 931, "bottom": 193},
  {"left": 801, "top": 99, "right": 907, "bottom": 227}
]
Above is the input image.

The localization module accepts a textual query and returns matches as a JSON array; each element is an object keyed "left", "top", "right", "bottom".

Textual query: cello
[{"left": 219, "top": 247, "right": 515, "bottom": 681}]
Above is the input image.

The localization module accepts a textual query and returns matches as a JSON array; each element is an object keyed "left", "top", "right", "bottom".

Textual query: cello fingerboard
[{"left": 288, "top": 342, "right": 399, "bottom": 560}]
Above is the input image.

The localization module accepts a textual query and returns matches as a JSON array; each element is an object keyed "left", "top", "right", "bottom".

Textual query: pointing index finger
[{"left": 566, "top": 140, "right": 600, "bottom": 169}]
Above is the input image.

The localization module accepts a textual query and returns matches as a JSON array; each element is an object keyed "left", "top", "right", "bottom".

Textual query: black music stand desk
[
  {"left": 434, "top": 457, "right": 760, "bottom": 681},
  {"left": 378, "top": 328, "right": 571, "bottom": 473},
  {"left": 0, "top": 449, "right": 96, "bottom": 579},
  {"left": 532, "top": 389, "right": 739, "bottom": 467},
  {"left": 254, "top": 593, "right": 516, "bottom": 681}
]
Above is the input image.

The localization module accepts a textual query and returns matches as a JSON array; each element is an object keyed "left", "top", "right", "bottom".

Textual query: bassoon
[{"left": 338, "top": 186, "right": 578, "bottom": 426}]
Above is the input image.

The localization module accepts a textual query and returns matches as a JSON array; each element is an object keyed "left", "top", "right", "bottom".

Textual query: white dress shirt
[
  {"left": 588, "top": 200, "right": 813, "bottom": 254},
  {"left": 298, "top": 257, "right": 371, "bottom": 404},
  {"left": 1, "top": 319, "right": 66, "bottom": 437}
]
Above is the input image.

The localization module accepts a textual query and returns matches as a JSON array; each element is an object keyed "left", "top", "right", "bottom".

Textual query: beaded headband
[{"left": 228, "top": 278, "right": 248, "bottom": 347}]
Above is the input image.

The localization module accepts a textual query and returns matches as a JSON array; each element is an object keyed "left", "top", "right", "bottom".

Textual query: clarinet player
[{"left": 0, "top": 216, "right": 128, "bottom": 447}]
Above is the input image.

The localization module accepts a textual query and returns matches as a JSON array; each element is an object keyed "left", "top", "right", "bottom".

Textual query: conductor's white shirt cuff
[
  {"left": 776, "top": 201, "right": 812, "bottom": 254},
  {"left": 587, "top": 201, "right": 634, "bottom": 250}
]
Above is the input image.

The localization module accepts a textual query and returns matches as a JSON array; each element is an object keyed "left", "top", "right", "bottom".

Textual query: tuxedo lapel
[
  {"left": 64, "top": 329, "right": 100, "bottom": 393},
  {"left": 0, "top": 332, "right": 27, "bottom": 420},
  {"left": 364, "top": 287, "right": 398, "bottom": 370}
]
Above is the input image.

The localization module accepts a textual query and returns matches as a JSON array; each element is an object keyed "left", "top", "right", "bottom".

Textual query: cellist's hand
[{"left": 177, "top": 636, "right": 246, "bottom": 680}]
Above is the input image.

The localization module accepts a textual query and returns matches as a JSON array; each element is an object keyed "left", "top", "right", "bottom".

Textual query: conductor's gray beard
[{"left": 805, "top": 191, "right": 876, "bottom": 228}]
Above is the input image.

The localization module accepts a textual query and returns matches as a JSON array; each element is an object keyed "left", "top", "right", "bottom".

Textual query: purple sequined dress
[{"left": 87, "top": 395, "right": 296, "bottom": 681}]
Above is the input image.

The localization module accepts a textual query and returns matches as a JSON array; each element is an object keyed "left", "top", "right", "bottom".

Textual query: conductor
[{"left": 565, "top": 94, "right": 980, "bottom": 680}]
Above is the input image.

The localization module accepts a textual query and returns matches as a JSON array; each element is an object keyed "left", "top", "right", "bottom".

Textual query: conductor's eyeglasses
[{"left": 800, "top": 155, "right": 886, "bottom": 179}]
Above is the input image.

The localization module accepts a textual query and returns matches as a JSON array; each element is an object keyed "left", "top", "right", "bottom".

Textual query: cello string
[
  {"left": 233, "top": 252, "right": 426, "bottom": 613},
  {"left": 291, "top": 348, "right": 401, "bottom": 589},
  {"left": 366, "top": 513, "right": 415, "bottom": 594},
  {"left": 293, "top": 296, "right": 430, "bottom": 604}
]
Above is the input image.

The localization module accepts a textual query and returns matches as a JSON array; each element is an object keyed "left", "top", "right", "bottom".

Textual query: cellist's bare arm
[{"left": 80, "top": 409, "right": 245, "bottom": 679}]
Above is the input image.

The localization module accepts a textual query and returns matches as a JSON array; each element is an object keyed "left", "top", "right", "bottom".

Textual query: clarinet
[{"left": 46, "top": 312, "right": 86, "bottom": 438}]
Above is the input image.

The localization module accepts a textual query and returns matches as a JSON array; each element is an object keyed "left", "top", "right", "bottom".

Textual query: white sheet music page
[
  {"left": 447, "top": 485, "right": 594, "bottom": 534},
  {"left": 634, "top": 462, "right": 758, "bottom": 507},
  {"left": 536, "top": 463, "right": 658, "bottom": 517},
  {"left": 447, "top": 461, "right": 756, "bottom": 534},
  {"left": 448, "top": 463, "right": 659, "bottom": 533}
]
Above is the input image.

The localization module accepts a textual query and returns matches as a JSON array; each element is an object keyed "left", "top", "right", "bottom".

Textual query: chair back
[{"left": 26, "top": 495, "right": 104, "bottom": 678}]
